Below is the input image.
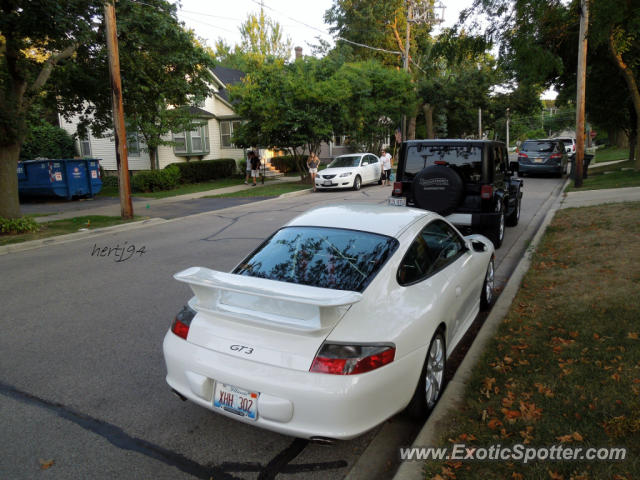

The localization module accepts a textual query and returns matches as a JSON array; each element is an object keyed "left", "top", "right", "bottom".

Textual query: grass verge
[
  {"left": 566, "top": 160, "right": 640, "bottom": 192},
  {"left": 593, "top": 146, "right": 629, "bottom": 164},
  {"left": 98, "top": 177, "right": 249, "bottom": 199},
  {"left": 0, "top": 215, "right": 141, "bottom": 246},
  {"left": 206, "top": 182, "right": 310, "bottom": 198},
  {"left": 423, "top": 202, "right": 640, "bottom": 480}
]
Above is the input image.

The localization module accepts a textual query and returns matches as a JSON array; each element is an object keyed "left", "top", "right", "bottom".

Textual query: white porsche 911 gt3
[{"left": 163, "top": 204, "right": 495, "bottom": 440}]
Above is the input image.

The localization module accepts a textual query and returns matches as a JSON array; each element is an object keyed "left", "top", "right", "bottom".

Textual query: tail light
[
  {"left": 518, "top": 152, "right": 528, "bottom": 159},
  {"left": 572, "top": 144, "right": 576, "bottom": 152},
  {"left": 481, "top": 185, "right": 493, "bottom": 200},
  {"left": 393, "top": 181, "right": 403, "bottom": 195},
  {"left": 310, "top": 343, "right": 395, "bottom": 375},
  {"left": 171, "top": 305, "right": 196, "bottom": 340},
  {"left": 434, "top": 160, "right": 448, "bottom": 166},
  {"left": 550, "top": 153, "right": 562, "bottom": 161}
]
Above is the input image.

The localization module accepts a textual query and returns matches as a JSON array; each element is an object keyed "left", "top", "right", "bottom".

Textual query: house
[{"left": 59, "top": 66, "right": 246, "bottom": 171}]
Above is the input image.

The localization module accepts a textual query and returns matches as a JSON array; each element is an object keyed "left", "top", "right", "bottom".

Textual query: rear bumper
[
  {"left": 518, "top": 162, "right": 563, "bottom": 174},
  {"left": 163, "top": 331, "right": 426, "bottom": 440}
]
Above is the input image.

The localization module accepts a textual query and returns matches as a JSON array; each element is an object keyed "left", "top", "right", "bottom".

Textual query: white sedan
[
  {"left": 163, "top": 204, "right": 495, "bottom": 440},
  {"left": 315, "top": 153, "right": 383, "bottom": 191}
]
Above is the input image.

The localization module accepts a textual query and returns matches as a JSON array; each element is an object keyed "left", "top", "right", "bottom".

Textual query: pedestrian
[
  {"left": 244, "top": 151, "right": 253, "bottom": 185},
  {"left": 307, "top": 152, "right": 320, "bottom": 192},
  {"left": 249, "top": 151, "right": 261, "bottom": 186},
  {"left": 381, "top": 149, "right": 392, "bottom": 186}
]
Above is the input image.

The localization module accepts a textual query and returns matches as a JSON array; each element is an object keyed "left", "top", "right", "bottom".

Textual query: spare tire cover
[{"left": 412, "top": 165, "right": 464, "bottom": 215}]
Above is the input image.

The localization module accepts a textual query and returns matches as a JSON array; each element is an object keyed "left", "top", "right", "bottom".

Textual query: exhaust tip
[
  {"left": 310, "top": 436, "right": 336, "bottom": 445},
  {"left": 171, "top": 389, "right": 187, "bottom": 401}
]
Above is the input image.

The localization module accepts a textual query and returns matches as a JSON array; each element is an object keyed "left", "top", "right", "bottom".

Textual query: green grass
[
  {"left": 0, "top": 215, "right": 141, "bottom": 246},
  {"left": 594, "top": 146, "right": 629, "bottom": 164},
  {"left": 206, "top": 182, "right": 310, "bottom": 198},
  {"left": 566, "top": 160, "right": 640, "bottom": 192},
  {"left": 98, "top": 178, "right": 247, "bottom": 199},
  {"left": 423, "top": 203, "right": 640, "bottom": 480}
]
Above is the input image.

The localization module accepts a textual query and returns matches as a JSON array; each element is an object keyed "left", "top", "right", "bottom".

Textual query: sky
[{"left": 174, "top": 0, "right": 472, "bottom": 55}]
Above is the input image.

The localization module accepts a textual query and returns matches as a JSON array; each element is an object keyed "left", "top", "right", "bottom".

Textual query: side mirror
[
  {"left": 469, "top": 240, "right": 487, "bottom": 252},
  {"left": 362, "top": 162, "right": 369, "bottom": 166}
]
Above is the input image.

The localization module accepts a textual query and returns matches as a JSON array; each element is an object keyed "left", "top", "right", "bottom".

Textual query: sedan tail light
[
  {"left": 518, "top": 152, "right": 528, "bottom": 159},
  {"left": 393, "top": 181, "right": 403, "bottom": 195},
  {"left": 550, "top": 153, "right": 562, "bottom": 160},
  {"left": 171, "top": 305, "right": 196, "bottom": 340},
  {"left": 310, "top": 343, "right": 395, "bottom": 375}
]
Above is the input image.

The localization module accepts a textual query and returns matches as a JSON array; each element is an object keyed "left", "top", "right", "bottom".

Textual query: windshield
[
  {"left": 522, "top": 141, "right": 555, "bottom": 152},
  {"left": 404, "top": 145, "right": 483, "bottom": 181},
  {"left": 233, "top": 226, "right": 398, "bottom": 292},
  {"left": 329, "top": 156, "right": 361, "bottom": 168}
]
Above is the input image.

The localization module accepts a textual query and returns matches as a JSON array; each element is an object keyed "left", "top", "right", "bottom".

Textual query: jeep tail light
[
  {"left": 481, "top": 185, "right": 493, "bottom": 200},
  {"left": 171, "top": 305, "right": 196, "bottom": 340},
  {"left": 310, "top": 343, "right": 395, "bottom": 375},
  {"left": 393, "top": 181, "right": 403, "bottom": 195}
]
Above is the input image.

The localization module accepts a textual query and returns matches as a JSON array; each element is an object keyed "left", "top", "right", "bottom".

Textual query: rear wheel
[
  {"left": 485, "top": 202, "right": 505, "bottom": 249},
  {"left": 406, "top": 330, "right": 446, "bottom": 419},
  {"left": 506, "top": 190, "right": 521, "bottom": 226},
  {"left": 353, "top": 175, "right": 361, "bottom": 191}
]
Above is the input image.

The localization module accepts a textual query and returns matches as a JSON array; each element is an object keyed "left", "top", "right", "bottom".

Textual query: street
[{"left": 0, "top": 175, "right": 564, "bottom": 480}]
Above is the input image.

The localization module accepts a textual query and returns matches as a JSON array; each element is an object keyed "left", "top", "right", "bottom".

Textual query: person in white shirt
[{"left": 380, "top": 149, "right": 392, "bottom": 186}]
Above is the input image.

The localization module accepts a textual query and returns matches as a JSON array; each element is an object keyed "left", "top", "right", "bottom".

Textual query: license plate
[
  {"left": 388, "top": 196, "right": 406, "bottom": 206},
  {"left": 213, "top": 382, "right": 259, "bottom": 420},
  {"left": 534, "top": 157, "right": 544, "bottom": 163},
  {"left": 323, "top": 180, "right": 333, "bottom": 186}
]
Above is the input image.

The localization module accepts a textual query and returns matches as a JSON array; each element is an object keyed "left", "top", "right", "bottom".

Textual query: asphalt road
[{"left": 0, "top": 176, "right": 564, "bottom": 480}]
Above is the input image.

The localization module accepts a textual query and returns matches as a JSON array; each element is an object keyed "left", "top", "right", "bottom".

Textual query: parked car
[
  {"left": 163, "top": 204, "right": 495, "bottom": 440},
  {"left": 315, "top": 153, "right": 382, "bottom": 191},
  {"left": 554, "top": 137, "right": 576, "bottom": 155},
  {"left": 518, "top": 139, "right": 569, "bottom": 177},
  {"left": 389, "top": 139, "right": 523, "bottom": 249}
]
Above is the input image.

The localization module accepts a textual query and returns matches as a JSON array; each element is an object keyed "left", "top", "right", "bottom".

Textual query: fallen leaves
[
  {"left": 556, "top": 431, "right": 584, "bottom": 443},
  {"left": 39, "top": 459, "right": 54, "bottom": 470}
]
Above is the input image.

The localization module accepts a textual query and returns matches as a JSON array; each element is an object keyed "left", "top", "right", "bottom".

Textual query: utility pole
[
  {"left": 506, "top": 108, "right": 510, "bottom": 149},
  {"left": 401, "top": 1, "right": 412, "bottom": 143},
  {"left": 478, "top": 107, "right": 482, "bottom": 139},
  {"left": 574, "top": 0, "right": 588, "bottom": 188},
  {"left": 104, "top": 1, "right": 133, "bottom": 219}
]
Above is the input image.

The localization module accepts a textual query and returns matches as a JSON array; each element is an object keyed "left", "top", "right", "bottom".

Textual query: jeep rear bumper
[{"left": 446, "top": 212, "right": 501, "bottom": 229}]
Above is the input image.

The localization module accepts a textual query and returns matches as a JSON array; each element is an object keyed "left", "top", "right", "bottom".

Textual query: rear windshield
[
  {"left": 521, "top": 141, "right": 555, "bottom": 152},
  {"left": 329, "top": 156, "right": 361, "bottom": 168},
  {"left": 233, "top": 226, "right": 398, "bottom": 292},
  {"left": 403, "top": 145, "right": 483, "bottom": 181}
]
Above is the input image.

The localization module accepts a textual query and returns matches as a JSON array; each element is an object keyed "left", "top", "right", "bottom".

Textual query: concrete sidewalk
[
  {"left": 560, "top": 186, "right": 640, "bottom": 209},
  {"left": 31, "top": 176, "right": 302, "bottom": 223}
]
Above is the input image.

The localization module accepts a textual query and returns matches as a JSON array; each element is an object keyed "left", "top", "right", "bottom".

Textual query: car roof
[
  {"left": 286, "top": 203, "right": 436, "bottom": 238},
  {"left": 335, "top": 153, "right": 372, "bottom": 157},
  {"left": 404, "top": 139, "right": 504, "bottom": 146}
]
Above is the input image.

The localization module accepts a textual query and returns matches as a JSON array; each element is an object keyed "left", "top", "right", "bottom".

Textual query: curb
[
  {"left": 391, "top": 177, "right": 570, "bottom": 480},
  {"left": 0, "top": 218, "right": 167, "bottom": 256}
]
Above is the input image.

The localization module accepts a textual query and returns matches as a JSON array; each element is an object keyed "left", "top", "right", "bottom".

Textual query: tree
[
  {"left": 56, "top": 0, "right": 215, "bottom": 170},
  {"left": 0, "top": 0, "right": 102, "bottom": 218}
]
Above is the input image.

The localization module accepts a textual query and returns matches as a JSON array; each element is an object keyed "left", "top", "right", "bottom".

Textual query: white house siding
[{"left": 59, "top": 114, "right": 151, "bottom": 171}]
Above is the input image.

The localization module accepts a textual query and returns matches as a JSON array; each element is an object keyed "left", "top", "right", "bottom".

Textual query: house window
[
  {"left": 220, "top": 120, "right": 241, "bottom": 148},
  {"left": 333, "top": 135, "right": 346, "bottom": 147},
  {"left": 173, "top": 123, "right": 210, "bottom": 155},
  {"left": 79, "top": 134, "right": 91, "bottom": 157},
  {"left": 127, "top": 132, "right": 140, "bottom": 157}
]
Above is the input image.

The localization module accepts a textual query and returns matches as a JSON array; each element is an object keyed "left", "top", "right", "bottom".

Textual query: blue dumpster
[{"left": 17, "top": 158, "right": 102, "bottom": 199}]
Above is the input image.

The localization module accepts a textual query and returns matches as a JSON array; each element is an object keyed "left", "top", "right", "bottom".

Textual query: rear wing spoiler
[{"left": 174, "top": 267, "right": 363, "bottom": 331}]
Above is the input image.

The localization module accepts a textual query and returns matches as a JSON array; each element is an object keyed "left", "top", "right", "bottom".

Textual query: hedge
[
  {"left": 167, "top": 158, "right": 237, "bottom": 184},
  {"left": 269, "top": 155, "right": 301, "bottom": 174},
  {"left": 0, "top": 216, "right": 39, "bottom": 234},
  {"left": 20, "top": 123, "right": 76, "bottom": 160},
  {"left": 131, "top": 165, "right": 181, "bottom": 192}
]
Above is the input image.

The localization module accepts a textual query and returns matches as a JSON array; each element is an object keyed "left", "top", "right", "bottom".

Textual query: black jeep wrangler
[{"left": 390, "top": 139, "right": 523, "bottom": 248}]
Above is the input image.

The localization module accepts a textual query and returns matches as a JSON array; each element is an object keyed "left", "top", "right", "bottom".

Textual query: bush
[
  {"left": 101, "top": 175, "right": 119, "bottom": 188},
  {"left": 0, "top": 216, "right": 39, "bottom": 234},
  {"left": 269, "top": 155, "right": 301, "bottom": 174},
  {"left": 131, "top": 165, "right": 181, "bottom": 192},
  {"left": 20, "top": 123, "right": 76, "bottom": 160},
  {"left": 238, "top": 160, "right": 247, "bottom": 173},
  {"left": 167, "top": 159, "right": 236, "bottom": 183}
]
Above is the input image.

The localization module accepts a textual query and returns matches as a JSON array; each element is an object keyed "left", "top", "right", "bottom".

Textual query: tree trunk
[
  {"left": 609, "top": 31, "right": 640, "bottom": 169},
  {"left": 408, "top": 116, "right": 416, "bottom": 140},
  {"left": 149, "top": 147, "right": 157, "bottom": 170},
  {"left": 423, "top": 103, "right": 434, "bottom": 139},
  {"left": 0, "top": 143, "right": 22, "bottom": 219},
  {"left": 629, "top": 108, "right": 638, "bottom": 165}
]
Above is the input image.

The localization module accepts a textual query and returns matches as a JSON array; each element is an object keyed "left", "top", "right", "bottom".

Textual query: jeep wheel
[
  {"left": 485, "top": 202, "right": 505, "bottom": 249},
  {"left": 411, "top": 165, "right": 464, "bottom": 215},
  {"left": 352, "top": 175, "right": 361, "bottom": 191},
  {"left": 506, "top": 190, "right": 521, "bottom": 226}
]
